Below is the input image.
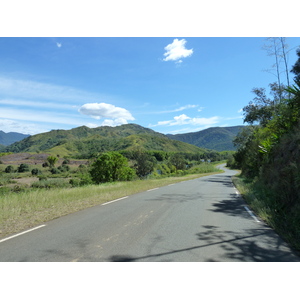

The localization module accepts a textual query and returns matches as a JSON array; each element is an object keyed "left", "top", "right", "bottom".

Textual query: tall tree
[
  {"left": 262, "top": 37, "right": 291, "bottom": 101},
  {"left": 291, "top": 47, "right": 300, "bottom": 84}
]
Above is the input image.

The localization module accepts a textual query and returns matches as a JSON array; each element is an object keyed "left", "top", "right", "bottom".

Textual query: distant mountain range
[
  {"left": 167, "top": 126, "right": 244, "bottom": 151},
  {"left": 0, "top": 131, "right": 30, "bottom": 146},
  {"left": 1, "top": 124, "right": 244, "bottom": 155}
]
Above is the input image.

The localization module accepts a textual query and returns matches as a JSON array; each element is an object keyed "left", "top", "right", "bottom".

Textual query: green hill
[
  {"left": 167, "top": 126, "right": 244, "bottom": 151},
  {"left": 5, "top": 124, "right": 206, "bottom": 158}
]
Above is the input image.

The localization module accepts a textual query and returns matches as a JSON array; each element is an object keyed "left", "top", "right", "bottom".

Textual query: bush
[
  {"left": 31, "top": 168, "right": 42, "bottom": 175},
  {"left": 58, "top": 165, "right": 70, "bottom": 172},
  {"left": 18, "top": 163, "right": 29, "bottom": 173},
  {"left": 50, "top": 168, "right": 61, "bottom": 174},
  {"left": 69, "top": 178, "right": 81, "bottom": 187},
  {"left": 5, "top": 165, "right": 14, "bottom": 173}
]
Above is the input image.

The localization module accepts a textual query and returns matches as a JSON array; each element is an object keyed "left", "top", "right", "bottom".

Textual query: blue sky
[{"left": 1, "top": 37, "right": 300, "bottom": 135}]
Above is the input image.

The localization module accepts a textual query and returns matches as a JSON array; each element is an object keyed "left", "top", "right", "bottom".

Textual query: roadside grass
[
  {"left": 0, "top": 169, "right": 222, "bottom": 239},
  {"left": 232, "top": 174, "right": 300, "bottom": 252}
]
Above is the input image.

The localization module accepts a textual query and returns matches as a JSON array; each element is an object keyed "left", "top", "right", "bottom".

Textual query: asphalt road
[{"left": 1, "top": 165, "right": 299, "bottom": 262}]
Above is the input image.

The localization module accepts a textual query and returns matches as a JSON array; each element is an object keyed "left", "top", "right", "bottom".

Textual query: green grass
[
  {"left": 0, "top": 169, "right": 222, "bottom": 239},
  {"left": 232, "top": 174, "right": 300, "bottom": 253}
]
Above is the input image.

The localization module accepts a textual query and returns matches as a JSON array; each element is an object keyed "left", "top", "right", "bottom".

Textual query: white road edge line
[
  {"left": 0, "top": 224, "right": 46, "bottom": 243},
  {"left": 244, "top": 206, "right": 260, "bottom": 223},
  {"left": 102, "top": 196, "right": 128, "bottom": 206},
  {"left": 147, "top": 188, "right": 159, "bottom": 192}
]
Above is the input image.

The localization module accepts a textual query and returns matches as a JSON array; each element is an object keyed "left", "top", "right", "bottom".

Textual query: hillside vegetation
[
  {"left": 5, "top": 124, "right": 208, "bottom": 158},
  {"left": 167, "top": 126, "right": 244, "bottom": 151},
  {"left": 228, "top": 46, "right": 300, "bottom": 251}
]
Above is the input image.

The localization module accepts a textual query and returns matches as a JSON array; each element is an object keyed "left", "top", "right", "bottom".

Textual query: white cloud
[
  {"left": 173, "top": 104, "right": 198, "bottom": 112},
  {"left": 0, "top": 118, "right": 50, "bottom": 135},
  {"left": 163, "top": 39, "right": 193, "bottom": 63},
  {"left": 78, "top": 103, "right": 135, "bottom": 126},
  {"left": 56, "top": 42, "right": 62, "bottom": 48},
  {"left": 0, "top": 76, "right": 105, "bottom": 103},
  {"left": 150, "top": 114, "right": 219, "bottom": 127},
  {"left": 0, "top": 98, "right": 75, "bottom": 110},
  {"left": 100, "top": 118, "right": 130, "bottom": 127},
  {"left": 151, "top": 104, "right": 199, "bottom": 114}
]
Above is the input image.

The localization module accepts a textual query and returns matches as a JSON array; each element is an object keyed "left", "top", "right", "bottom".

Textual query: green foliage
[
  {"left": 233, "top": 48, "right": 300, "bottom": 251},
  {"left": 47, "top": 155, "right": 58, "bottom": 167},
  {"left": 167, "top": 126, "right": 244, "bottom": 151},
  {"left": 50, "top": 167, "right": 61, "bottom": 174},
  {"left": 131, "top": 149, "right": 156, "bottom": 178},
  {"left": 32, "top": 178, "right": 70, "bottom": 189},
  {"left": 18, "top": 163, "right": 29, "bottom": 173},
  {"left": 90, "top": 152, "right": 135, "bottom": 184},
  {"left": 5, "top": 165, "right": 15, "bottom": 173},
  {"left": 31, "top": 168, "right": 42, "bottom": 175},
  {"left": 5, "top": 124, "right": 208, "bottom": 159},
  {"left": 169, "top": 153, "right": 186, "bottom": 170}
]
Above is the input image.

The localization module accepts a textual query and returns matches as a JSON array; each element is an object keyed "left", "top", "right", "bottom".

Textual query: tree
[
  {"left": 262, "top": 37, "right": 291, "bottom": 101},
  {"left": 90, "top": 152, "right": 135, "bottom": 184},
  {"left": 169, "top": 153, "right": 186, "bottom": 170},
  {"left": 132, "top": 149, "right": 156, "bottom": 178},
  {"left": 47, "top": 155, "right": 58, "bottom": 168},
  {"left": 243, "top": 83, "right": 287, "bottom": 126},
  {"left": 291, "top": 47, "right": 300, "bottom": 84}
]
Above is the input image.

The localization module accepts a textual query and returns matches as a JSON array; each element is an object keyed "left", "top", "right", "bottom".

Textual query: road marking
[
  {"left": 102, "top": 196, "right": 128, "bottom": 205},
  {"left": 244, "top": 206, "right": 260, "bottom": 222},
  {"left": 0, "top": 225, "right": 46, "bottom": 243},
  {"left": 147, "top": 188, "right": 159, "bottom": 192}
]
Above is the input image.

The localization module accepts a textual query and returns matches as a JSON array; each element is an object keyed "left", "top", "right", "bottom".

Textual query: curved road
[{"left": 0, "top": 165, "right": 299, "bottom": 261}]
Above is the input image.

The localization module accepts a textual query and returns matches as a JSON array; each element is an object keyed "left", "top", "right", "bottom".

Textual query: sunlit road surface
[{"left": 1, "top": 165, "right": 299, "bottom": 262}]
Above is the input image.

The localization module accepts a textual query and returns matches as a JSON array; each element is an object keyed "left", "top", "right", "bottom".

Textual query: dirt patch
[{"left": 1, "top": 153, "right": 88, "bottom": 166}]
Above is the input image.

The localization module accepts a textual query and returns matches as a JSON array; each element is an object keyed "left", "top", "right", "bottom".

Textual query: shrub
[
  {"left": 69, "top": 178, "right": 81, "bottom": 187},
  {"left": 31, "top": 168, "right": 42, "bottom": 175},
  {"left": 50, "top": 168, "right": 61, "bottom": 174},
  {"left": 5, "top": 165, "right": 14, "bottom": 173},
  {"left": 18, "top": 163, "right": 29, "bottom": 173},
  {"left": 47, "top": 155, "right": 58, "bottom": 167},
  {"left": 32, "top": 178, "right": 70, "bottom": 189}
]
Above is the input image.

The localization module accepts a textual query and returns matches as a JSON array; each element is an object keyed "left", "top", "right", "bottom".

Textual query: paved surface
[{"left": 1, "top": 165, "right": 299, "bottom": 262}]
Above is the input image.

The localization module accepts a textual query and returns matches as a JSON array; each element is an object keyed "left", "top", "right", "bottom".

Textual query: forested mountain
[
  {"left": 5, "top": 124, "right": 207, "bottom": 158},
  {"left": 0, "top": 131, "right": 30, "bottom": 146},
  {"left": 167, "top": 126, "right": 244, "bottom": 151}
]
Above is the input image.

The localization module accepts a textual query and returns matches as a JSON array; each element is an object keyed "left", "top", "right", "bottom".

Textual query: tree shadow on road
[
  {"left": 200, "top": 175, "right": 235, "bottom": 188},
  {"left": 108, "top": 225, "right": 300, "bottom": 262}
]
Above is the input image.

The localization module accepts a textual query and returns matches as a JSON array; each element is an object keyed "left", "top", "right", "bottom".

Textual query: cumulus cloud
[
  {"left": 78, "top": 102, "right": 135, "bottom": 126},
  {"left": 163, "top": 39, "right": 193, "bottom": 63},
  {"left": 0, "top": 118, "right": 49, "bottom": 135},
  {"left": 150, "top": 114, "right": 219, "bottom": 127}
]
